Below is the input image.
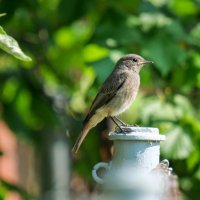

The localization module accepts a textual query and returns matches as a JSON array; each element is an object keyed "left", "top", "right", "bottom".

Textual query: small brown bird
[{"left": 72, "top": 54, "right": 152, "bottom": 153}]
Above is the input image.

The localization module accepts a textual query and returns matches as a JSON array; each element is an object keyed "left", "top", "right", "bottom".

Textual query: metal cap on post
[{"left": 92, "top": 126, "right": 166, "bottom": 200}]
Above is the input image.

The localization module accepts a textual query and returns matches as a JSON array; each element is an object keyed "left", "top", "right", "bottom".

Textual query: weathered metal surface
[{"left": 92, "top": 126, "right": 166, "bottom": 200}]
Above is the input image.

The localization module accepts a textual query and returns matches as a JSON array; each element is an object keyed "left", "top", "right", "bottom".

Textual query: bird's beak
[{"left": 140, "top": 60, "right": 153, "bottom": 65}]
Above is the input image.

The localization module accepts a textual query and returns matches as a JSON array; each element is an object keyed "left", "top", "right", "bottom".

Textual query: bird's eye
[{"left": 132, "top": 58, "right": 138, "bottom": 62}]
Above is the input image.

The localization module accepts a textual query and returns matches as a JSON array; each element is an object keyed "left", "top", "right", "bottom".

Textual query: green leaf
[
  {"left": 0, "top": 184, "right": 7, "bottom": 200},
  {"left": 195, "top": 166, "right": 200, "bottom": 180},
  {"left": 187, "top": 150, "right": 199, "bottom": 171},
  {"left": 161, "top": 127, "right": 193, "bottom": 159},
  {"left": 83, "top": 44, "right": 109, "bottom": 63},
  {"left": 0, "top": 13, "right": 6, "bottom": 17},
  {"left": 190, "top": 23, "right": 200, "bottom": 46},
  {"left": 142, "top": 33, "right": 187, "bottom": 75},
  {"left": 91, "top": 57, "right": 115, "bottom": 84},
  {"left": 141, "top": 97, "right": 180, "bottom": 124},
  {"left": 0, "top": 26, "right": 32, "bottom": 61},
  {"left": 169, "top": 0, "right": 198, "bottom": 16},
  {"left": 0, "top": 179, "right": 32, "bottom": 200},
  {"left": 0, "top": 26, "right": 6, "bottom": 34},
  {"left": 139, "top": 12, "right": 172, "bottom": 31},
  {"left": 93, "top": 22, "right": 141, "bottom": 47}
]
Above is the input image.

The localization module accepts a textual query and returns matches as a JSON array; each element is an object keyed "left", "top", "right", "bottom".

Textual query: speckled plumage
[{"left": 72, "top": 54, "right": 152, "bottom": 154}]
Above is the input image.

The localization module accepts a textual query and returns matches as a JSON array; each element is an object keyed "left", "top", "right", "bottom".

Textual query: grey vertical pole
[
  {"left": 92, "top": 127, "right": 166, "bottom": 200},
  {"left": 39, "top": 133, "right": 70, "bottom": 200},
  {"left": 50, "top": 137, "right": 70, "bottom": 200}
]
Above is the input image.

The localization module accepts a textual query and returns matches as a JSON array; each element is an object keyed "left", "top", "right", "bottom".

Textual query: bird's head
[{"left": 117, "top": 54, "right": 153, "bottom": 73}]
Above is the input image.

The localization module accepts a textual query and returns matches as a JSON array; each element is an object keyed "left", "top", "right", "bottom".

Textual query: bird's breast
[{"left": 106, "top": 73, "right": 140, "bottom": 116}]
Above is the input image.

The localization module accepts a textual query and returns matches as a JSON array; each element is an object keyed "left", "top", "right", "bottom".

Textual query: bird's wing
[{"left": 83, "top": 72, "right": 126, "bottom": 124}]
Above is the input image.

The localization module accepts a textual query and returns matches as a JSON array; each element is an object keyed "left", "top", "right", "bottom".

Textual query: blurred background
[{"left": 0, "top": 0, "right": 200, "bottom": 199}]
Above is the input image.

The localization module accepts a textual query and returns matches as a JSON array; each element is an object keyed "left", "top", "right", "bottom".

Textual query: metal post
[{"left": 92, "top": 126, "right": 166, "bottom": 200}]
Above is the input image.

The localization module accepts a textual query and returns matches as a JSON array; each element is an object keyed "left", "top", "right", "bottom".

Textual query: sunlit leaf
[
  {"left": 141, "top": 97, "right": 180, "bottom": 124},
  {"left": 2, "top": 78, "right": 19, "bottom": 103},
  {"left": 187, "top": 150, "right": 199, "bottom": 171},
  {"left": 0, "top": 26, "right": 32, "bottom": 61},
  {"left": 83, "top": 44, "right": 109, "bottom": 62},
  {"left": 161, "top": 127, "right": 193, "bottom": 159},
  {"left": 169, "top": 0, "right": 198, "bottom": 16},
  {"left": 0, "top": 13, "right": 6, "bottom": 17},
  {"left": 0, "top": 184, "right": 7, "bottom": 200},
  {"left": 139, "top": 12, "right": 171, "bottom": 31}
]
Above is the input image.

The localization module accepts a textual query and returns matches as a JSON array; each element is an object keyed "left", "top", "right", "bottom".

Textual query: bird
[{"left": 72, "top": 54, "right": 153, "bottom": 154}]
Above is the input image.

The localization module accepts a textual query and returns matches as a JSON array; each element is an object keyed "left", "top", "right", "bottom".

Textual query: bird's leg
[
  {"left": 110, "top": 117, "right": 124, "bottom": 133},
  {"left": 113, "top": 116, "right": 128, "bottom": 126}
]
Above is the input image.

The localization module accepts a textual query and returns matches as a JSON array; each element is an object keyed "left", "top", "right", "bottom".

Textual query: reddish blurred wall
[{"left": 0, "top": 121, "right": 21, "bottom": 200}]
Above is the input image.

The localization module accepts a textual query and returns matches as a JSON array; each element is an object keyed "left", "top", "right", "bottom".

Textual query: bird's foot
[{"left": 115, "top": 126, "right": 126, "bottom": 134}]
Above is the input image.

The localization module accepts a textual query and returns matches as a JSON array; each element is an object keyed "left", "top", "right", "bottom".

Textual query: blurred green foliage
[
  {"left": 0, "top": 0, "right": 200, "bottom": 199},
  {"left": 0, "top": 180, "right": 32, "bottom": 200}
]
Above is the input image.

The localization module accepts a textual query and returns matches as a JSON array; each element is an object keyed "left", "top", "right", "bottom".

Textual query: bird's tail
[{"left": 72, "top": 125, "right": 90, "bottom": 154}]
